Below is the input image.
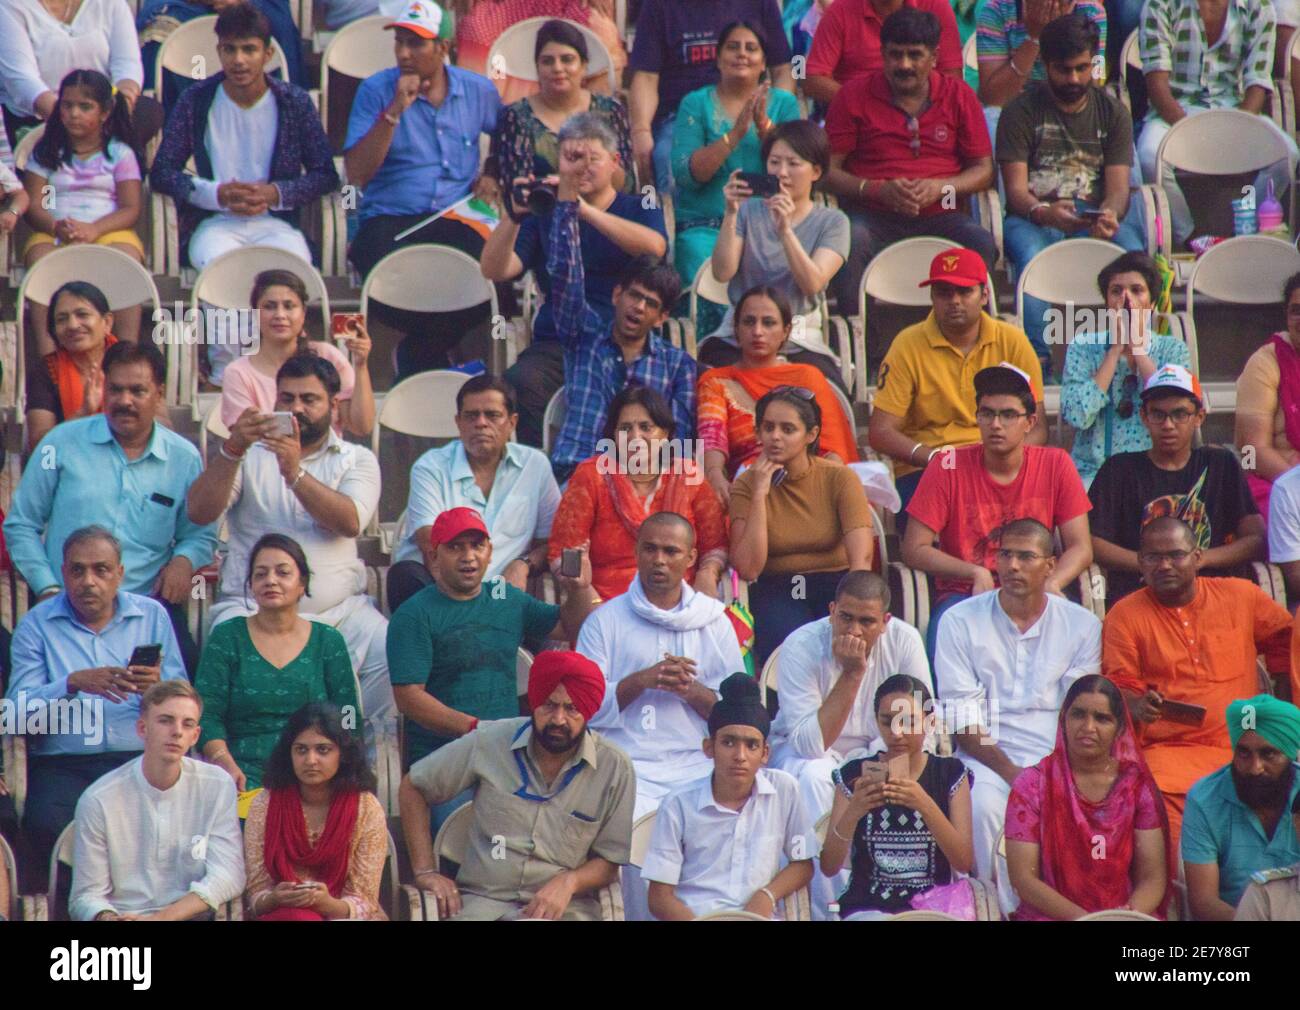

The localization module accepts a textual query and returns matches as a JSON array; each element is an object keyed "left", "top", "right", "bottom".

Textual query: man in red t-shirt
[
  {"left": 821, "top": 7, "right": 996, "bottom": 312},
  {"left": 804, "top": 0, "right": 963, "bottom": 107},
  {"left": 902, "top": 362, "right": 1093, "bottom": 662}
]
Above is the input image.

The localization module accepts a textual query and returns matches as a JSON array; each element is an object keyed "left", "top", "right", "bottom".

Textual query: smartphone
[
  {"left": 887, "top": 753, "right": 913, "bottom": 782},
  {"left": 330, "top": 311, "right": 363, "bottom": 342},
  {"left": 856, "top": 762, "right": 888, "bottom": 787},
  {"left": 128, "top": 643, "right": 162, "bottom": 667},
  {"left": 1073, "top": 199, "right": 1105, "bottom": 219},
  {"left": 560, "top": 548, "right": 582, "bottom": 578},
  {"left": 737, "top": 171, "right": 782, "bottom": 199},
  {"left": 270, "top": 411, "right": 296, "bottom": 437}
]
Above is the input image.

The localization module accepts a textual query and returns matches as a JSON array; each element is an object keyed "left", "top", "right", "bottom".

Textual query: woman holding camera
[
  {"left": 706, "top": 120, "right": 850, "bottom": 372},
  {"left": 244, "top": 702, "right": 388, "bottom": 920},
  {"left": 670, "top": 20, "right": 801, "bottom": 288},
  {"left": 492, "top": 19, "right": 633, "bottom": 199}
]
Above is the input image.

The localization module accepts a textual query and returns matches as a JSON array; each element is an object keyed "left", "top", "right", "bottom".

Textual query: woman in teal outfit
[
  {"left": 198, "top": 533, "right": 359, "bottom": 797},
  {"left": 671, "top": 20, "right": 800, "bottom": 289}
]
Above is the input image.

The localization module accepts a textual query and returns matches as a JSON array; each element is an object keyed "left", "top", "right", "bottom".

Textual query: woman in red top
[{"left": 548, "top": 385, "right": 728, "bottom": 600}]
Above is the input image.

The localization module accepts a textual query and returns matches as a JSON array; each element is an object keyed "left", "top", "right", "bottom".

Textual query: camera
[{"left": 511, "top": 179, "right": 558, "bottom": 217}]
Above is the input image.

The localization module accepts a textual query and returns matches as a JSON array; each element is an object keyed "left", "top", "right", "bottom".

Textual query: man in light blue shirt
[
  {"left": 3, "top": 342, "right": 218, "bottom": 675},
  {"left": 387, "top": 374, "right": 560, "bottom": 613},
  {"left": 5, "top": 525, "right": 187, "bottom": 884}
]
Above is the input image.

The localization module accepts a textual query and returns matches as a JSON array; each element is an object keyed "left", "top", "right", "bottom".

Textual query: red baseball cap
[
  {"left": 918, "top": 248, "right": 988, "bottom": 288},
  {"left": 429, "top": 507, "right": 489, "bottom": 546}
]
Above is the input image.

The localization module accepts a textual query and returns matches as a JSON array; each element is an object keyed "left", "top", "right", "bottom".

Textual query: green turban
[{"left": 1226, "top": 695, "right": 1300, "bottom": 760}]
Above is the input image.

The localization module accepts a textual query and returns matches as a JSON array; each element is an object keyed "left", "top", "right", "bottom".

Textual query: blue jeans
[
  {"left": 925, "top": 591, "right": 970, "bottom": 673},
  {"left": 652, "top": 114, "right": 676, "bottom": 195},
  {"left": 1003, "top": 212, "right": 1146, "bottom": 364}
]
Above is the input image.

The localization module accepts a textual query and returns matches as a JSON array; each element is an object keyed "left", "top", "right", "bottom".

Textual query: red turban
[{"left": 527, "top": 651, "right": 606, "bottom": 722}]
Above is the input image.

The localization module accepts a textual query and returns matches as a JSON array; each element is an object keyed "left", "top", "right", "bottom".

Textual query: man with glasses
[
  {"left": 547, "top": 157, "right": 695, "bottom": 484},
  {"left": 1088, "top": 364, "right": 1264, "bottom": 608},
  {"left": 1102, "top": 516, "right": 1295, "bottom": 850},
  {"left": 398, "top": 650, "right": 634, "bottom": 920},
  {"left": 867, "top": 248, "right": 1044, "bottom": 519},
  {"left": 386, "top": 375, "right": 560, "bottom": 614},
  {"left": 902, "top": 363, "right": 1092, "bottom": 664},
  {"left": 936, "top": 517, "right": 1102, "bottom": 914},
  {"left": 822, "top": 7, "right": 997, "bottom": 312}
]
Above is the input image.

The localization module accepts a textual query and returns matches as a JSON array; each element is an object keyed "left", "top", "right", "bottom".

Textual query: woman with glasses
[
  {"left": 1059, "top": 252, "right": 1190, "bottom": 489},
  {"left": 698, "top": 286, "right": 859, "bottom": 506},
  {"left": 1235, "top": 271, "right": 1300, "bottom": 522},
  {"left": 729, "top": 387, "right": 873, "bottom": 664}
]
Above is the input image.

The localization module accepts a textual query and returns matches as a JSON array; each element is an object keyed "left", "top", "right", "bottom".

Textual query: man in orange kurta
[{"left": 1102, "top": 518, "right": 1296, "bottom": 850}]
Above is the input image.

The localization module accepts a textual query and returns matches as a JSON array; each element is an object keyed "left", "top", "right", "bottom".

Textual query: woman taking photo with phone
[
  {"left": 197, "top": 534, "right": 360, "bottom": 798},
  {"left": 706, "top": 120, "right": 849, "bottom": 373},
  {"left": 728, "top": 386, "right": 872, "bottom": 663},
  {"left": 244, "top": 702, "right": 387, "bottom": 920},
  {"left": 548, "top": 385, "right": 728, "bottom": 600},
  {"left": 671, "top": 20, "right": 800, "bottom": 289},
  {"left": 820, "top": 675, "right": 973, "bottom": 919},
  {"left": 219, "top": 269, "right": 375, "bottom": 437}
]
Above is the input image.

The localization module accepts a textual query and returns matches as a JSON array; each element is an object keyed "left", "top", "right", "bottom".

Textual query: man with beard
[
  {"left": 822, "top": 7, "right": 997, "bottom": 314},
  {"left": 1103, "top": 517, "right": 1297, "bottom": 852},
  {"left": 1182, "top": 695, "right": 1300, "bottom": 920},
  {"left": 386, "top": 505, "right": 598, "bottom": 821},
  {"left": 936, "top": 517, "right": 1101, "bottom": 913},
  {"left": 399, "top": 650, "right": 634, "bottom": 920},
  {"left": 997, "top": 13, "right": 1143, "bottom": 363},
  {"left": 5, "top": 341, "right": 218, "bottom": 675},
  {"left": 1235, "top": 790, "right": 1300, "bottom": 921},
  {"left": 1089, "top": 365, "right": 1264, "bottom": 608},
  {"left": 187, "top": 354, "right": 392, "bottom": 737}
]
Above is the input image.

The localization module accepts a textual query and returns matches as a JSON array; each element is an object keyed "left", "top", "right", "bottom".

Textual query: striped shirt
[
  {"left": 1139, "top": 0, "right": 1276, "bottom": 115},
  {"left": 976, "top": 0, "right": 1108, "bottom": 84}
]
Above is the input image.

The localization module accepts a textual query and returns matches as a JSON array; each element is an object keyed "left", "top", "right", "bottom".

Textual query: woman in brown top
[{"left": 729, "top": 386, "right": 873, "bottom": 663}]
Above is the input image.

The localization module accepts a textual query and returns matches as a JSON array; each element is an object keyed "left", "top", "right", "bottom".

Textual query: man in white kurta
[
  {"left": 768, "top": 571, "right": 931, "bottom": 917},
  {"left": 69, "top": 682, "right": 244, "bottom": 921},
  {"left": 935, "top": 519, "right": 1101, "bottom": 913},
  {"left": 577, "top": 512, "right": 742, "bottom": 919},
  {"left": 188, "top": 357, "right": 393, "bottom": 734}
]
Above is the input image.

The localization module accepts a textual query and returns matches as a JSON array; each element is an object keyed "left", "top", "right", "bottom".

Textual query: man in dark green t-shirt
[
  {"left": 387, "top": 506, "right": 599, "bottom": 771},
  {"left": 995, "top": 12, "right": 1141, "bottom": 362}
]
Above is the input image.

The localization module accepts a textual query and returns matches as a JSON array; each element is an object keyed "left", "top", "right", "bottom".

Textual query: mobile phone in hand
[
  {"left": 128, "top": 643, "right": 162, "bottom": 668},
  {"left": 270, "top": 411, "right": 296, "bottom": 437},
  {"left": 330, "top": 312, "right": 363, "bottom": 349},
  {"left": 737, "top": 171, "right": 781, "bottom": 198},
  {"left": 560, "top": 548, "right": 582, "bottom": 578},
  {"left": 1073, "top": 199, "right": 1105, "bottom": 219}
]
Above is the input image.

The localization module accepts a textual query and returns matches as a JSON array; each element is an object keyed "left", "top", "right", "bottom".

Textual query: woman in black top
[{"left": 820, "top": 674, "right": 974, "bottom": 918}]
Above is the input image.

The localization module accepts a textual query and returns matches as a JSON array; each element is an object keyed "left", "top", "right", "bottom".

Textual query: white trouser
[
  {"left": 770, "top": 744, "right": 850, "bottom": 921},
  {"left": 208, "top": 593, "right": 396, "bottom": 733},
  {"left": 1136, "top": 107, "right": 1299, "bottom": 246},
  {"left": 968, "top": 761, "right": 1018, "bottom": 916}
]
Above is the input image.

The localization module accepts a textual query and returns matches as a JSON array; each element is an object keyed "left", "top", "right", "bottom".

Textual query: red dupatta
[
  {"left": 1248, "top": 333, "right": 1300, "bottom": 519},
  {"left": 602, "top": 461, "right": 696, "bottom": 542},
  {"left": 1036, "top": 680, "right": 1176, "bottom": 919},
  {"left": 258, "top": 787, "right": 360, "bottom": 921}
]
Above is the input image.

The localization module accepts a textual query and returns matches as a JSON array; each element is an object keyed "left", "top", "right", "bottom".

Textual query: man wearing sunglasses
[
  {"left": 398, "top": 650, "right": 634, "bottom": 920},
  {"left": 1088, "top": 364, "right": 1264, "bottom": 608},
  {"left": 1102, "top": 516, "right": 1296, "bottom": 852},
  {"left": 823, "top": 7, "right": 997, "bottom": 310}
]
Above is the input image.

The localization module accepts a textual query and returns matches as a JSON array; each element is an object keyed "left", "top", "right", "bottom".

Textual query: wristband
[
  {"left": 759, "top": 886, "right": 777, "bottom": 908},
  {"left": 382, "top": 110, "right": 400, "bottom": 126},
  {"left": 721, "top": 131, "right": 735, "bottom": 149},
  {"left": 291, "top": 467, "right": 307, "bottom": 489},
  {"left": 219, "top": 442, "right": 244, "bottom": 463},
  {"left": 414, "top": 868, "right": 439, "bottom": 879},
  {"left": 831, "top": 822, "right": 855, "bottom": 842}
]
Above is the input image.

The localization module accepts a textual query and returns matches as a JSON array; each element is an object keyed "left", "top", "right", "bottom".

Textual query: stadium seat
[
  {"left": 17, "top": 247, "right": 163, "bottom": 410},
  {"left": 1252, "top": 560, "right": 1288, "bottom": 607},
  {"left": 319, "top": 14, "right": 393, "bottom": 149},
  {"left": 542, "top": 386, "right": 567, "bottom": 455},
  {"left": 1177, "top": 234, "right": 1300, "bottom": 384},
  {"left": 1077, "top": 909, "right": 1162, "bottom": 921},
  {"left": 515, "top": 646, "right": 535, "bottom": 703},
  {"left": 360, "top": 243, "right": 517, "bottom": 372},
  {"left": 188, "top": 245, "right": 331, "bottom": 407},
  {"left": 758, "top": 645, "right": 781, "bottom": 707},
  {"left": 1146, "top": 109, "right": 1297, "bottom": 263},
  {"left": 152, "top": 15, "right": 287, "bottom": 110},
  {"left": 1113, "top": 29, "right": 1141, "bottom": 113},
  {"left": 1, "top": 831, "right": 18, "bottom": 921},
  {"left": 485, "top": 17, "right": 618, "bottom": 99},
  {"left": 199, "top": 398, "right": 232, "bottom": 461},
  {"left": 402, "top": 799, "right": 624, "bottom": 920},
  {"left": 1, "top": 733, "right": 26, "bottom": 821}
]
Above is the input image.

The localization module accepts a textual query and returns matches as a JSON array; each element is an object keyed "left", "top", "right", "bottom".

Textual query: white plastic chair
[
  {"left": 758, "top": 645, "right": 781, "bottom": 707},
  {"left": 153, "top": 15, "right": 286, "bottom": 109},
  {"left": 320, "top": 14, "right": 393, "bottom": 139},
  {"left": 1113, "top": 29, "right": 1141, "bottom": 111},
  {"left": 542, "top": 386, "right": 568, "bottom": 456},
  {"left": 962, "top": 33, "right": 977, "bottom": 75},
  {"left": 17, "top": 246, "right": 163, "bottom": 411},
  {"left": 1, "top": 733, "right": 26, "bottom": 821},
  {"left": 485, "top": 17, "right": 618, "bottom": 97},
  {"left": 629, "top": 810, "right": 657, "bottom": 868}
]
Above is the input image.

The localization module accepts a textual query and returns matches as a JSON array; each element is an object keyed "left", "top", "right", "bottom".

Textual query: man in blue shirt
[
  {"left": 547, "top": 167, "right": 695, "bottom": 483},
  {"left": 1181, "top": 695, "right": 1300, "bottom": 920},
  {"left": 5, "top": 525, "right": 188, "bottom": 883},
  {"left": 482, "top": 112, "right": 668, "bottom": 447},
  {"left": 3, "top": 342, "right": 218, "bottom": 675}
]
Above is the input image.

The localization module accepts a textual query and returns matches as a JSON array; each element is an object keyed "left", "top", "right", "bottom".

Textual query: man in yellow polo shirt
[{"left": 867, "top": 248, "right": 1043, "bottom": 527}]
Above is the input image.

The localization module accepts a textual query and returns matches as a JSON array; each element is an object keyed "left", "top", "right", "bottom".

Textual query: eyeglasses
[
  {"left": 1144, "top": 407, "right": 1197, "bottom": 425},
  {"left": 772, "top": 385, "right": 816, "bottom": 400},
  {"left": 995, "top": 548, "right": 1050, "bottom": 563},
  {"left": 1137, "top": 549, "right": 1194, "bottom": 565},
  {"left": 1116, "top": 373, "right": 1139, "bottom": 420},
  {"left": 975, "top": 408, "right": 1029, "bottom": 423},
  {"left": 906, "top": 115, "right": 921, "bottom": 158}
]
